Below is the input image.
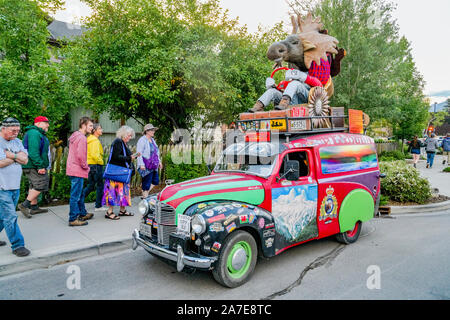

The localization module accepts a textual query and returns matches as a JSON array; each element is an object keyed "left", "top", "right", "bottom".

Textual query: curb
[
  {"left": 0, "top": 238, "right": 132, "bottom": 278},
  {"left": 390, "top": 200, "right": 450, "bottom": 215}
]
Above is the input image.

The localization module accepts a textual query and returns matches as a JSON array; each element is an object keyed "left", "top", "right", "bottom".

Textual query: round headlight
[
  {"left": 138, "top": 200, "right": 149, "bottom": 215},
  {"left": 191, "top": 214, "right": 206, "bottom": 235}
]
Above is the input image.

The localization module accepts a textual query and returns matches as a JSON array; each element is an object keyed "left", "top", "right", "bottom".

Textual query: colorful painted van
[{"left": 132, "top": 130, "right": 381, "bottom": 288}]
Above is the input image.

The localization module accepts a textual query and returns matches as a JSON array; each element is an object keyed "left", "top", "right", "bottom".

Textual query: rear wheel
[
  {"left": 336, "top": 221, "right": 362, "bottom": 244},
  {"left": 212, "top": 230, "right": 257, "bottom": 288}
]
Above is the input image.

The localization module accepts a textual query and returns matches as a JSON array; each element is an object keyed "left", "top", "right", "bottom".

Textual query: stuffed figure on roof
[{"left": 248, "top": 13, "right": 346, "bottom": 127}]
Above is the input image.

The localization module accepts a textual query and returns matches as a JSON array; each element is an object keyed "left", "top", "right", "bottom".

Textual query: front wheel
[
  {"left": 212, "top": 230, "right": 257, "bottom": 288},
  {"left": 336, "top": 221, "right": 362, "bottom": 244}
]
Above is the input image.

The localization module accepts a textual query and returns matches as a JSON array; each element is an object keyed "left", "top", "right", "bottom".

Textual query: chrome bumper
[{"left": 131, "top": 229, "right": 217, "bottom": 272}]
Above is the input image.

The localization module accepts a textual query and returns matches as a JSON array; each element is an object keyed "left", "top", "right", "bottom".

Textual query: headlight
[
  {"left": 191, "top": 214, "right": 206, "bottom": 235},
  {"left": 138, "top": 200, "right": 149, "bottom": 215}
]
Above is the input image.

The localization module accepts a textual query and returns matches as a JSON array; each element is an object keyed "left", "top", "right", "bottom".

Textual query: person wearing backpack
[
  {"left": 137, "top": 124, "right": 162, "bottom": 199},
  {"left": 18, "top": 116, "right": 50, "bottom": 218}
]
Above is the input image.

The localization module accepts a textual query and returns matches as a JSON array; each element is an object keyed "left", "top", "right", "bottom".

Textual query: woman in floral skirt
[{"left": 102, "top": 126, "right": 139, "bottom": 220}]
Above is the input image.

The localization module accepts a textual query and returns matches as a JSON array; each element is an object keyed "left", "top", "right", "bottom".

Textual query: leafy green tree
[
  {"left": 63, "top": 0, "right": 282, "bottom": 143},
  {"left": 0, "top": 0, "right": 75, "bottom": 142}
]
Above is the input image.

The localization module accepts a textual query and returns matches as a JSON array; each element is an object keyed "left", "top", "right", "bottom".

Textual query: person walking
[
  {"left": 18, "top": 116, "right": 51, "bottom": 218},
  {"left": 83, "top": 123, "right": 106, "bottom": 212},
  {"left": 407, "top": 135, "right": 422, "bottom": 168},
  {"left": 136, "top": 124, "right": 162, "bottom": 199},
  {"left": 442, "top": 133, "right": 450, "bottom": 165},
  {"left": 0, "top": 117, "right": 31, "bottom": 257},
  {"left": 425, "top": 133, "right": 440, "bottom": 168},
  {"left": 102, "top": 126, "right": 139, "bottom": 220},
  {"left": 66, "top": 117, "right": 94, "bottom": 227}
]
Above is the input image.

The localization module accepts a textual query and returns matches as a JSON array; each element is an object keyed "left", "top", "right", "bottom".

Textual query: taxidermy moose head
[{"left": 266, "top": 13, "right": 339, "bottom": 72}]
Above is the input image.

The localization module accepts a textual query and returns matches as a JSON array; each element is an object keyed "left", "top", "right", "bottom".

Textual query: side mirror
[{"left": 284, "top": 160, "right": 300, "bottom": 181}]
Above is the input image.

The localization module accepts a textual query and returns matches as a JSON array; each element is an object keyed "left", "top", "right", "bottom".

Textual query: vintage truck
[{"left": 132, "top": 112, "right": 381, "bottom": 288}]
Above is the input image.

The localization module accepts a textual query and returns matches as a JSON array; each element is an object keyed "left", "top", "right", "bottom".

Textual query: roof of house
[{"left": 47, "top": 20, "right": 88, "bottom": 41}]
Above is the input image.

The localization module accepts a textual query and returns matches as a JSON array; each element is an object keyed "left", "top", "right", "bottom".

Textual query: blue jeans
[
  {"left": 0, "top": 189, "right": 25, "bottom": 250},
  {"left": 69, "top": 176, "right": 88, "bottom": 222},
  {"left": 426, "top": 152, "right": 436, "bottom": 167},
  {"left": 83, "top": 165, "right": 104, "bottom": 209},
  {"left": 258, "top": 81, "right": 311, "bottom": 106},
  {"left": 141, "top": 170, "right": 159, "bottom": 191}
]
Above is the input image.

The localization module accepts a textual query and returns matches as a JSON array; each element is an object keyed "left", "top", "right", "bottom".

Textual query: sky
[{"left": 52, "top": 0, "right": 450, "bottom": 105}]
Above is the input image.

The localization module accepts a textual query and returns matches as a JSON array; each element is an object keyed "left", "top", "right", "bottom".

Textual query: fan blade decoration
[{"left": 308, "top": 87, "right": 331, "bottom": 128}]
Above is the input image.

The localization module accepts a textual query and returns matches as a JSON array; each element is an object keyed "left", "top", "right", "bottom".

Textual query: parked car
[{"left": 132, "top": 120, "right": 381, "bottom": 287}]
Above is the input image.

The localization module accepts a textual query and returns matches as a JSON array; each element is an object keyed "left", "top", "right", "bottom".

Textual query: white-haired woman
[{"left": 102, "top": 126, "right": 139, "bottom": 220}]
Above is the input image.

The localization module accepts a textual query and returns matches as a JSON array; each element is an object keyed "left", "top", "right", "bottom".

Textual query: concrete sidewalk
[
  {"left": 0, "top": 155, "right": 449, "bottom": 277},
  {"left": 0, "top": 197, "right": 142, "bottom": 276}
]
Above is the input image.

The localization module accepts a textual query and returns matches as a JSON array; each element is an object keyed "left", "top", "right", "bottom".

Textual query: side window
[{"left": 279, "top": 151, "right": 310, "bottom": 178}]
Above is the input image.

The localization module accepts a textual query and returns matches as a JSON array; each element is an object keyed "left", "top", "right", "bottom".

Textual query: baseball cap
[{"left": 34, "top": 116, "right": 49, "bottom": 124}]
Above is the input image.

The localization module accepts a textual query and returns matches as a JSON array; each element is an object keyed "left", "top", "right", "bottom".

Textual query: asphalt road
[{"left": 1, "top": 210, "right": 449, "bottom": 300}]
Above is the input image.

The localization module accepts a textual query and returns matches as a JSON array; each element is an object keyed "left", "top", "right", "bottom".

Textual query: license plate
[
  {"left": 139, "top": 223, "right": 152, "bottom": 237},
  {"left": 176, "top": 215, "right": 191, "bottom": 237},
  {"left": 290, "top": 119, "right": 307, "bottom": 131},
  {"left": 270, "top": 119, "right": 287, "bottom": 131}
]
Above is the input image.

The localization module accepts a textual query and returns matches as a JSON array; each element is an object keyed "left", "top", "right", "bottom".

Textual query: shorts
[
  {"left": 142, "top": 170, "right": 159, "bottom": 191},
  {"left": 23, "top": 168, "right": 50, "bottom": 192}
]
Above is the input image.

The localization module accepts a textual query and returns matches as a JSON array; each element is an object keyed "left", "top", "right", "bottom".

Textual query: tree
[
  {"left": 63, "top": 0, "right": 282, "bottom": 143},
  {"left": 0, "top": 0, "right": 75, "bottom": 142}
]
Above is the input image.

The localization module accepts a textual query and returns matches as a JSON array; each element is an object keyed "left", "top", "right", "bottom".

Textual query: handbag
[
  {"left": 103, "top": 141, "right": 133, "bottom": 184},
  {"left": 142, "top": 138, "right": 160, "bottom": 170}
]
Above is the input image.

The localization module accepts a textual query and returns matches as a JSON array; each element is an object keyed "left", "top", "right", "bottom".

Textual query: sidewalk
[
  {"left": 411, "top": 154, "right": 450, "bottom": 197},
  {"left": 1, "top": 156, "right": 449, "bottom": 277},
  {"left": 0, "top": 197, "right": 142, "bottom": 276}
]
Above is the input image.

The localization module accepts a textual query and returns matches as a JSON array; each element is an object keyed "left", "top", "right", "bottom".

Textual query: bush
[
  {"left": 163, "top": 149, "right": 210, "bottom": 184},
  {"left": 379, "top": 161, "right": 431, "bottom": 204},
  {"left": 378, "top": 150, "right": 406, "bottom": 162},
  {"left": 443, "top": 167, "right": 450, "bottom": 173}
]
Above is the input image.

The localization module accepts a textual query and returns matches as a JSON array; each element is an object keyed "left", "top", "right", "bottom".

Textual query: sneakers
[
  {"left": 13, "top": 247, "right": 31, "bottom": 257},
  {"left": 79, "top": 213, "right": 94, "bottom": 221},
  {"left": 69, "top": 218, "right": 88, "bottom": 227},
  {"left": 0, "top": 241, "right": 7, "bottom": 247},
  {"left": 443, "top": 160, "right": 446, "bottom": 165},
  {"left": 426, "top": 163, "right": 429, "bottom": 168},
  {"left": 30, "top": 207, "right": 48, "bottom": 215},
  {"left": 18, "top": 203, "right": 32, "bottom": 219}
]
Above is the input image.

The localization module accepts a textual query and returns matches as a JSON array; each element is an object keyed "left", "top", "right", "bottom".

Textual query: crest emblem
[{"left": 319, "top": 186, "right": 338, "bottom": 221}]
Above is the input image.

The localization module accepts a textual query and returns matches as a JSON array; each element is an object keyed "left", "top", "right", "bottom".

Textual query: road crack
[{"left": 262, "top": 244, "right": 346, "bottom": 300}]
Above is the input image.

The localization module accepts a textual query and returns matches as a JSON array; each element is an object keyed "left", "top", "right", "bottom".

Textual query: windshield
[{"left": 214, "top": 142, "right": 284, "bottom": 178}]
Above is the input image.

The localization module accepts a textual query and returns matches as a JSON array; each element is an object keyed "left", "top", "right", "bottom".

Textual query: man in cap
[
  {"left": 136, "top": 124, "right": 162, "bottom": 199},
  {"left": 0, "top": 117, "right": 31, "bottom": 257},
  {"left": 18, "top": 116, "right": 51, "bottom": 218}
]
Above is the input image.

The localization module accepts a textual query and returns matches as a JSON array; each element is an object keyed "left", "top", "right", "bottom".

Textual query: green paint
[
  {"left": 339, "top": 189, "right": 374, "bottom": 232},
  {"left": 163, "top": 180, "right": 262, "bottom": 204},
  {"left": 179, "top": 175, "right": 244, "bottom": 187},
  {"left": 227, "top": 241, "right": 252, "bottom": 279},
  {"left": 174, "top": 189, "right": 265, "bottom": 216}
]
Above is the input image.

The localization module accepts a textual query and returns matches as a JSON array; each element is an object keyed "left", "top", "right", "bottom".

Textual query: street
[{"left": 1, "top": 209, "right": 449, "bottom": 300}]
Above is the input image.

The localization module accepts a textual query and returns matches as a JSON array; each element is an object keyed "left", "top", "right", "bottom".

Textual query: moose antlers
[{"left": 291, "top": 12, "right": 339, "bottom": 69}]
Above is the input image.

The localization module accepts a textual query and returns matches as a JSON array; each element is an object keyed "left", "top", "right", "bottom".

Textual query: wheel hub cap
[{"left": 231, "top": 248, "right": 247, "bottom": 271}]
